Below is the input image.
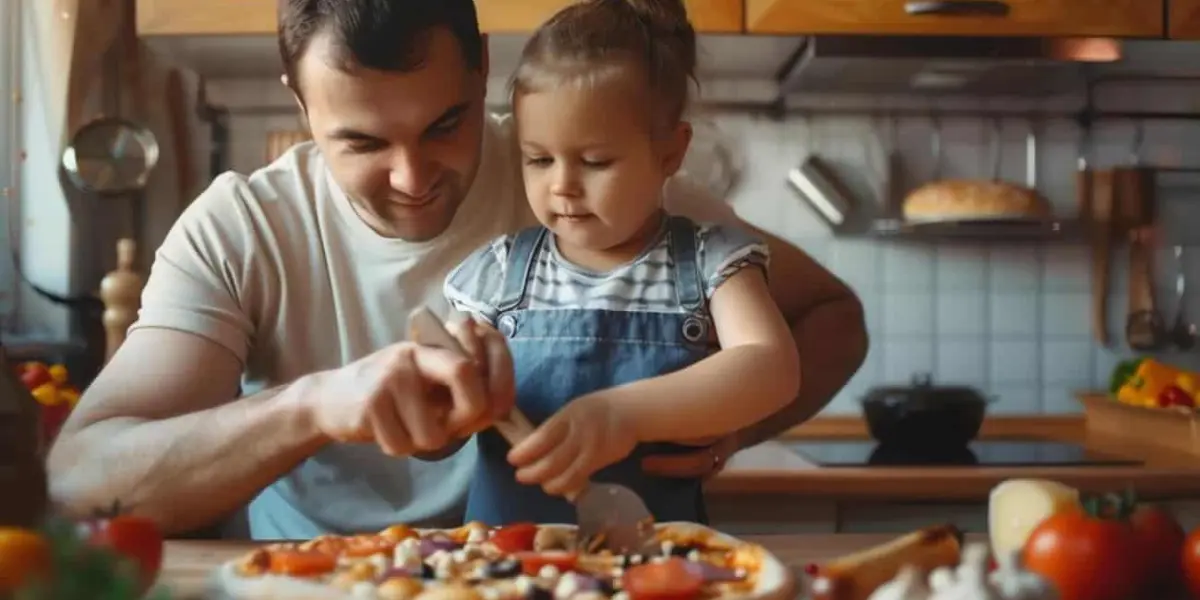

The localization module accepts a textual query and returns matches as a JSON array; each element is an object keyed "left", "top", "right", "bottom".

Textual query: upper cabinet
[
  {"left": 1170, "top": 0, "right": 1200, "bottom": 38},
  {"left": 476, "top": 0, "right": 743, "bottom": 33},
  {"left": 135, "top": 0, "right": 744, "bottom": 36},
  {"left": 745, "top": 0, "right": 1164, "bottom": 38}
]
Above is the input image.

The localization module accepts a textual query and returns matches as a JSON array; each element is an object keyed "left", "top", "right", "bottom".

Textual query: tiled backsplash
[{"left": 213, "top": 84, "right": 1200, "bottom": 417}]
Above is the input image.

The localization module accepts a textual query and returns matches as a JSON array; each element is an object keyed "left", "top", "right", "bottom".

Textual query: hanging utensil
[
  {"left": 1170, "top": 245, "right": 1197, "bottom": 351},
  {"left": 1085, "top": 120, "right": 1115, "bottom": 346},
  {"left": 407, "top": 307, "right": 656, "bottom": 554},
  {"left": 1121, "top": 121, "right": 1166, "bottom": 352},
  {"left": 787, "top": 113, "right": 858, "bottom": 230}
]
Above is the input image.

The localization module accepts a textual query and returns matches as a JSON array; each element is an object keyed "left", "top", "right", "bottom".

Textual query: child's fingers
[
  {"left": 515, "top": 438, "right": 578, "bottom": 486},
  {"left": 508, "top": 417, "right": 569, "bottom": 467},
  {"left": 541, "top": 454, "right": 594, "bottom": 497}
]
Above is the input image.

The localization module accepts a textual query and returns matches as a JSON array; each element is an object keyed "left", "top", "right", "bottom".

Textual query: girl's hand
[{"left": 506, "top": 393, "right": 638, "bottom": 498}]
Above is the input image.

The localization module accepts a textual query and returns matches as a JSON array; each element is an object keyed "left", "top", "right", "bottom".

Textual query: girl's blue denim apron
[{"left": 465, "top": 216, "right": 717, "bottom": 526}]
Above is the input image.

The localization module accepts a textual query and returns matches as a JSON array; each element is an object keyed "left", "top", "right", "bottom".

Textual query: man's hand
[
  {"left": 305, "top": 321, "right": 515, "bottom": 457},
  {"left": 641, "top": 435, "right": 739, "bottom": 480},
  {"left": 507, "top": 393, "right": 639, "bottom": 497}
]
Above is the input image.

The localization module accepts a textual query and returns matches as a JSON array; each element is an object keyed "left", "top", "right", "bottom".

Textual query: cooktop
[{"left": 784, "top": 440, "right": 1143, "bottom": 467}]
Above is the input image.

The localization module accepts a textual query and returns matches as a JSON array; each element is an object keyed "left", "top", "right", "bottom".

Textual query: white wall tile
[
  {"left": 989, "top": 340, "right": 1040, "bottom": 385},
  {"left": 882, "top": 339, "right": 935, "bottom": 383},
  {"left": 990, "top": 293, "right": 1039, "bottom": 337},
  {"left": 936, "top": 292, "right": 987, "bottom": 337},
  {"left": 1042, "top": 292, "right": 1093, "bottom": 337},
  {"left": 882, "top": 293, "right": 934, "bottom": 337},
  {"left": 935, "top": 340, "right": 987, "bottom": 388},
  {"left": 935, "top": 244, "right": 988, "bottom": 291},
  {"left": 1042, "top": 339, "right": 1095, "bottom": 387},
  {"left": 989, "top": 247, "right": 1041, "bottom": 291},
  {"left": 882, "top": 244, "right": 935, "bottom": 292}
]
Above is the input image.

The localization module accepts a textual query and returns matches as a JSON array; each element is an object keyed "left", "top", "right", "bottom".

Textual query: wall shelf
[{"left": 855, "top": 218, "right": 1087, "bottom": 242}]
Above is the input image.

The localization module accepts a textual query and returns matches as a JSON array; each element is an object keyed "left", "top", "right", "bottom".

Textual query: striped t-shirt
[{"left": 443, "top": 217, "right": 769, "bottom": 324}]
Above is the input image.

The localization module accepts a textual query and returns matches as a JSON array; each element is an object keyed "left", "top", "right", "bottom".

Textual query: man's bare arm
[
  {"left": 46, "top": 329, "right": 328, "bottom": 536},
  {"left": 734, "top": 225, "right": 869, "bottom": 449}
]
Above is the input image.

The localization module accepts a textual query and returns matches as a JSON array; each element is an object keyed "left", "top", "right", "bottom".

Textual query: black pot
[{"left": 860, "top": 373, "right": 991, "bottom": 449}]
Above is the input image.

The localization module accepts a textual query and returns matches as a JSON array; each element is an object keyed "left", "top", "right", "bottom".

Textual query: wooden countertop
[
  {"left": 705, "top": 415, "right": 1200, "bottom": 501},
  {"left": 159, "top": 533, "right": 987, "bottom": 599}
]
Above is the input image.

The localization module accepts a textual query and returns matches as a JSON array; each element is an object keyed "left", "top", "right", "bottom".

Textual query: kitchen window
[{"left": 0, "top": 0, "right": 17, "bottom": 323}]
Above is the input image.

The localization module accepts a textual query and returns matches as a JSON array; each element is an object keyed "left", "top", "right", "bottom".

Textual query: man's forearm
[
  {"left": 47, "top": 379, "right": 328, "bottom": 536},
  {"left": 735, "top": 296, "right": 868, "bottom": 449}
]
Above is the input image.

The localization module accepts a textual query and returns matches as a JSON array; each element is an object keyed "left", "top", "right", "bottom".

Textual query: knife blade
[{"left": 407, "top": 306, "right": 657, "bottom": 553}]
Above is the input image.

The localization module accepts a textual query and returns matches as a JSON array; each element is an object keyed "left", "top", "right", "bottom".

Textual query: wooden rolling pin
[{"left": 98, "top": 239, "right": 144, "bottom": 362}]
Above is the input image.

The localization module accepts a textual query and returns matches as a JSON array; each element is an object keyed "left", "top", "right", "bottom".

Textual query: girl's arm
[{"left": 603, "top": 266, "right": 801, "bottom": 443}]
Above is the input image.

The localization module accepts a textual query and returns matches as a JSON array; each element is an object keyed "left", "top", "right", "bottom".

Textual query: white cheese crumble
[
  {"left": 394, "top": 538, "right": 422, "bottom": 570},
  {"left": 351, "top": 581, "right": 377, "bottom": 597},
  {"left": 539, "top": 564, "right": 561, "bottom": 580},
  {"left": 554, "top": 572, "right": 584, "bottom": 598},
  {"left": 467, "top": 526, "right": 489, "bottom": 544},
  {"left": 660, "top": 541, "right": 675, "bottom": 556},
  {"left": 515, "top": 576, "right": 537, "bottom": 596},
  {"left": 686, "top": 550, "right": 701, "bottom": 562}
]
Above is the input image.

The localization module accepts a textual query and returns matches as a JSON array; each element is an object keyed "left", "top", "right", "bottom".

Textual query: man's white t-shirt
[{"left": 130, "top": 113, "right": 733, "bottom": 540}]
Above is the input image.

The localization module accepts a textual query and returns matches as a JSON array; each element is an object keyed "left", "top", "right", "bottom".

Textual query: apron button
[
  {"left": 681, "top": 317, "right": 707, "bottom": 342},
  {"left": 497, "top": 314, "right": 518, "bottom": 337}
]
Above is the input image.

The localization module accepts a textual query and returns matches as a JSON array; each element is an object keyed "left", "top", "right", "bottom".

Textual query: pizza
[{"left": 213, "top": 521, "right": 794, "bottom": 600}]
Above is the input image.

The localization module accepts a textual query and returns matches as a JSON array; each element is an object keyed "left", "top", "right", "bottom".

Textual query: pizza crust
[{"left": 211, "top": 522, "right": 795, "bottom": 600}]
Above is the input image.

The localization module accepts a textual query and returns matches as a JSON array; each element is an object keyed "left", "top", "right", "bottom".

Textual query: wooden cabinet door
[
  {"left": 475, "top": 0, "right": 743, "bottom": 33},
  {"left": 137, "top": 0, "right": 744, "bottom": 36},
  {"left": 1170, "top": 0, "right": 1200, "bottom": 38},
  {"left": 745, "top": 0, "right": 1163, "bottom": 37}
]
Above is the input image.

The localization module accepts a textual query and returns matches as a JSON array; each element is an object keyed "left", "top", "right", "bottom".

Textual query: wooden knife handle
[{"left": 811, "top": 525, "right": 963, "bottom": 600}]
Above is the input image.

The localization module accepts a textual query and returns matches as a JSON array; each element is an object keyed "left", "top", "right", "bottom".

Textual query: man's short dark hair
[{"left": 278, "top": 0, "right": 483, "bottom": 95}]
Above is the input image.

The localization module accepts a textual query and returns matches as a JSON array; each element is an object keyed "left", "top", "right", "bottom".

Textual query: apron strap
[
  {"left": 666, "top": 215, "right": 704, "bottom": 311},
  {"left": 496, "top": 226, "right": 548, "bottom": 312}
]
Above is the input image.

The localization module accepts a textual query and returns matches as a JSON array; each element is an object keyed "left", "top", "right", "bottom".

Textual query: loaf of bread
[{"left": 902, "top": 180, "right": 1050, "bottom": 222}]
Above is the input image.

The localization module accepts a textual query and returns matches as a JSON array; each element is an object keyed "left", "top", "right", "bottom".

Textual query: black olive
[
  {"left": 619, "top": 554, "right": 649, "bottom": 567},
  {"left": 669, "top": 544, "right": 701, "bottom": 558},
  {"left": 598, "top": 578, "right": 617, "bottom": 595},
  {"left": 486, "top": 558, "right": 522, "bottom": 579},
  {"left": 527, "top": 585, "right": 553, "bottom": 600},
  {"left": 420, "top": 563, "right": 436, "bottom": 579}
]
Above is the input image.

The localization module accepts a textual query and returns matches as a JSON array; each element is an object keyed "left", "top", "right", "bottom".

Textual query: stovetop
[{"left": 784, "top": 440, "right": 1143, "bottom": 467}]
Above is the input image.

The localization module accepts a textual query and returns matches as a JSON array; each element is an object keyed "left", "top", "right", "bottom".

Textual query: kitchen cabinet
[
  {"left": 135, "top": 0, "right": 743, "bottom": 36},
  {"left": 745, "top": 0, "right": 1164, "bottom": 38},
  {"left": 1170, "top": 0, "right": 1200, "bottom": 38}
]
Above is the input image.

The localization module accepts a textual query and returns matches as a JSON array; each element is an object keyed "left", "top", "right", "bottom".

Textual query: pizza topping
[
  {"left": 534, "top": 527, "right": 575, "bottom": 552},
  {"left": 486, "top": 558, "right": 524, "bottom": 579},
  {"left": 395, "top": 537, "right": 424, "bottom": 571},
  {"left": 378, "top": 577, "right": 424, "bottom": 600},
  {"left": 682, "top": 561, "right": 743, "bottom": 583},
  {"left": 422, "top": 536, "right": 462, "bottom": 557},
  {"left": 268, "top": 549, "right": 338, "bottom": 576},
  {"left": 491, "top": 523, "right": 539, "bottom": 553},
  {"left": 621, "top": 558, "right": 704, "bottom": 600},
  {"left": 517, "top": 551, "right": 579, "bottom": 576}
]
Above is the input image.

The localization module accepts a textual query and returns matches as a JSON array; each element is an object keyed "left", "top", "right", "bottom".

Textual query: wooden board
[{"left": 1077, "top": 392, "right": 1200, "bottom": 456}]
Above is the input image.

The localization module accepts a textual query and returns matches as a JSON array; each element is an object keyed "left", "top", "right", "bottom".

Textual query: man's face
[{"left": 294, "top": 28, "right": 488, "bottom": 241}]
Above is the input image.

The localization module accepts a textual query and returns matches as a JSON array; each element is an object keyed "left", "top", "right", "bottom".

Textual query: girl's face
[{"left": 513, "top": 72, "right": 691, "bottom": 268}]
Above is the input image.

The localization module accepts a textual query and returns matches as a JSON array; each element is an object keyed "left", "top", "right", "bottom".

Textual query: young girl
[{"left": 444, "top": 0, "right": 801, "bottom": 525}]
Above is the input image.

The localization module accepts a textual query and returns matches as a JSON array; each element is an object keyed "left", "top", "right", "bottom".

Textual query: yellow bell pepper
[
  {"left": 47, "top": 364, "right": 69, "bottom": 385},
  {"left": 59, "top": 387, "right": 80, "bottom": 406},
  {"left": 1132, "top": 359, "right": 1187, "bottom": 401},
  {"left": 30, "top": 383, "right": 61, "bottom": 406}
]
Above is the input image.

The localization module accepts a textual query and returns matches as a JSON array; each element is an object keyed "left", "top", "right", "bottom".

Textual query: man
[{"left": 47, "top": 0, "right": 866, "bottom": 539}]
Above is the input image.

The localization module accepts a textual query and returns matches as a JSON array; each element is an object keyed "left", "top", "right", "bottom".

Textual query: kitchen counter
[
  {"left": 157, "top": 533, "right": 988, "bottom": 599},
  {"left": 705, "top": 415, "right": 1200, "bottom": 501}
]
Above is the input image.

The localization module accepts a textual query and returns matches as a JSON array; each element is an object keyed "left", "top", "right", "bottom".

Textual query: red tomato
[
  {"left": 19, "top": 364, "right": 51, "bottom": 390},
  {"left": 490, "top": 522, "right": 538, "bottom": 553},
  {"left": 268, "top": 550, "right": 338, "bottom": 576},
  {"left": 85, "top": 514, "right": 164, "bottom": 592},
  {"left": 1022, "top": 510, "right": 1138, "bottom": 600},
  {"left": 622, "top": 557, "right": 704, "bottom": 600},
  {"left": 1130, "top": 504, "right": 1185, "bottom": 591},
  {"left": 1182, "top": 527, "right": 1200, "bottom": 599},
  {"left": 516, "top": 551, "right": 578, "bottom": 576}
]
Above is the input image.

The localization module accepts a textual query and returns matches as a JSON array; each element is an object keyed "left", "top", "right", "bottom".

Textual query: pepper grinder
[{"left": 98, "top": 238, "right": 144, "bottom": 363}]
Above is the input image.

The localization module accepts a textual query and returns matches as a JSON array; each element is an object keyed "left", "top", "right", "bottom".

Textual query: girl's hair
[{"left": 510, "top": 0, "right": 698, "bottom": 133}]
